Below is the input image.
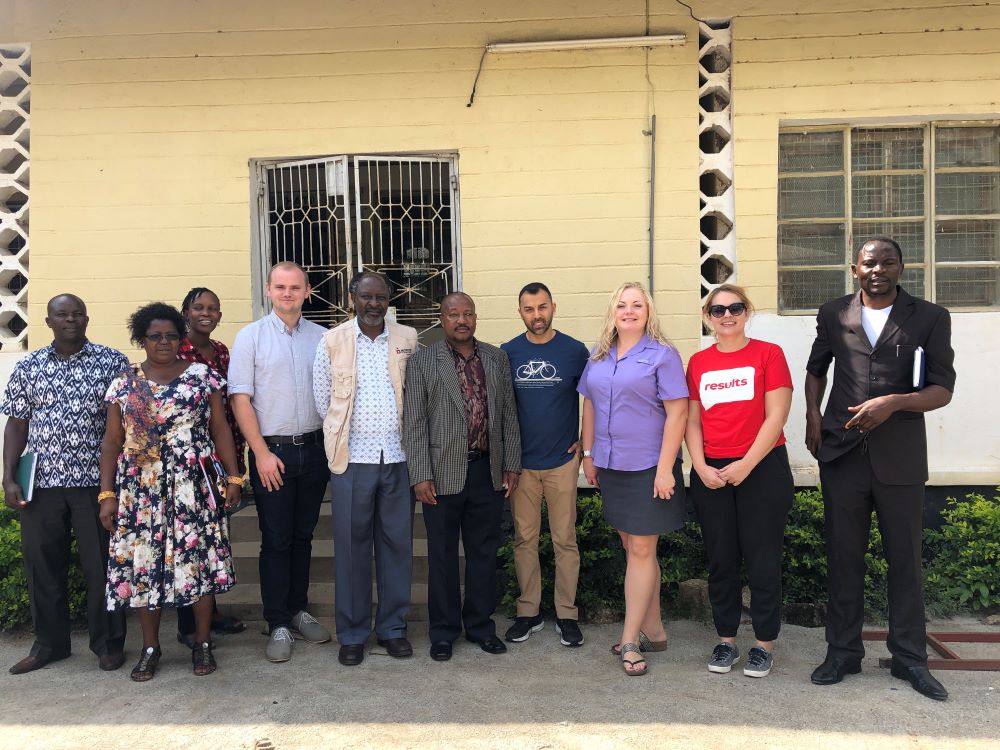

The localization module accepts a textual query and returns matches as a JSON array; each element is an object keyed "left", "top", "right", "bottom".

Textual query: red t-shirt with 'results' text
[{"left": 686, "top": 338, "right": 793, "bottom": 459}]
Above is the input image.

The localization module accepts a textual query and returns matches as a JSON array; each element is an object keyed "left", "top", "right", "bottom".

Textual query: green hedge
[
  {"left": 498, "top": 488, "right": 1000, "bottom": 623},
  {"left": 0, "top": 506, "right": 89, "bottom": 631}
]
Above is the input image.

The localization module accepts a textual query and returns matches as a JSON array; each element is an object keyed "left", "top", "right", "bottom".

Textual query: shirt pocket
[{"left": 332, "top": 368, "right": 355, "bottom": 399}]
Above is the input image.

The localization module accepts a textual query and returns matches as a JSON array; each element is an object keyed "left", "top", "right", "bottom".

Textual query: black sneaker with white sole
[
  {"left": 743, "top": 646, "right": 773, "bottom": 678},
  {"left": 504, "top": 614, "right": 545, "bottom": 642},
  {"left": 555, "top": 618, "right": 584, "bottom": 647},
  {"left": 707, "top": 642, "right": 740, "bottom": 673}
]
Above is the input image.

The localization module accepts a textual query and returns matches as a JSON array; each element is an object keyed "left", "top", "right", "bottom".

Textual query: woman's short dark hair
[
  {"left": 181, "top": 287, "right": 219, "bottom": 314},
  {"left": 128, "top": 302, "right": 186, "bottom": 346}
]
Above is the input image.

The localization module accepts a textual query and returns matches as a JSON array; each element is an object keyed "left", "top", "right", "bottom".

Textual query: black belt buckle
[
  {"left": 292, "top": 433, "right": 305, "bottom": 446},
  {"left": 467, "top": 449, "right": 485, "bottom": 462}
]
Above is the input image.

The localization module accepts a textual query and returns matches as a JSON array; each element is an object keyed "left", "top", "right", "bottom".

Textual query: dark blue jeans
[{"left": 249, "top": 442, "right": 329, "bottom": 632}]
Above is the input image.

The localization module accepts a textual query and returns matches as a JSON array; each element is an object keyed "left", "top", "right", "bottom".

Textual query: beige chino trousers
[{"left": 510, "top": 456, "right": 581, "bottom": 620}]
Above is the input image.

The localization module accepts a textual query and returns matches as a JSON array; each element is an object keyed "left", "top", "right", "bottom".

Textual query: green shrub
[
  {"left": 0, "top": 504, "right": 90, "bottom": 631},
  {"left": 924, "top": 492, "right": 1000, "bottom": 610}
]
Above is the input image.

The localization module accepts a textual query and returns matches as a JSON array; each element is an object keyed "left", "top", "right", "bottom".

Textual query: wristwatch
[{"left": 582, "top": 450, "right": 593, "bottom": 458}]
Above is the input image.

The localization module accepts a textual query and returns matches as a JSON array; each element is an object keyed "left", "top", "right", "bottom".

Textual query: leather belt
[
  {"left": 467, "top": 449, "right": 489, "bottom": 462},
  {"left": 263, "top": 429, "right": 324, "bottom": 446}
]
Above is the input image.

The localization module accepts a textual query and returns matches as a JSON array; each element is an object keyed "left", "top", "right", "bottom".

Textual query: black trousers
[
  {"left": 20, "top": 486, "right": 126, "bottom": 659},
  {"left": 820, "top": 444, "right": 928, "bottom": 666},
  {"left": 249, "top": 442, "right": 329, "bottom": 632},
  {"left": 690, "top": 445, "right": 793, "bottom": 642},
  {"left": 422, "top": 455, "right": 503, "bottom": 643}
]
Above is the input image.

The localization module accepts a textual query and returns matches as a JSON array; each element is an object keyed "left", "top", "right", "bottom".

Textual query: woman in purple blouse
[{"left": 579, "top": 282, "right": 689, "bottom": 676}]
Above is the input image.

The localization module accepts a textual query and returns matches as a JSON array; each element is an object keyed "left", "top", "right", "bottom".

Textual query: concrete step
[
  {"left": 214, "top": 582, "right": 432, "bottom": 622},
  {"left": 229, "top": 538, "right": 463, "bottom": 584},
  {"left": 229, "top": 502, "right": 429, "bottom": 541}
]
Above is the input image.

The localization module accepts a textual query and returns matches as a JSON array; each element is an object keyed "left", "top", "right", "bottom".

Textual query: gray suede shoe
[
  {"left": 290, "top": 611, "right": 332, "bottom": 644},
  {"left": 266, "top": 626, "right": 294, "bottom": 662}
]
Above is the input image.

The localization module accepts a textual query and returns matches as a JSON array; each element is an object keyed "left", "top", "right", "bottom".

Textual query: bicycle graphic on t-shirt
[{"left": 516, "top": 360, "right": 557, "bottom": 381}]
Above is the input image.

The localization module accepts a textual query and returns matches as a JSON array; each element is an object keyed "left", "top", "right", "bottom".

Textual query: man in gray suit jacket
[
  {"left": 403, "top": 292, "right": 521, "bottom": 661},
  {"left": 805, "top": 237, "right": 956, "bottom": 701}
]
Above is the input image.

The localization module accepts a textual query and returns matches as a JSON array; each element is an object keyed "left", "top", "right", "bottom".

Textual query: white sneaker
[
  {"left": 266, "top": 626, "right": 294, "bottom": 662},
  {"left": 290, "top": 610, "right": 332, "bottom": 644}
]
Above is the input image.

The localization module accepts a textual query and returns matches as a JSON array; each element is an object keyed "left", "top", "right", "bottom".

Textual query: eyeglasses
[
  {"left": 145, "top": 332, "right": 181, "bottom": 342},
  {"left": 708, "top": 302, "right": 747, "bottom": 318}
]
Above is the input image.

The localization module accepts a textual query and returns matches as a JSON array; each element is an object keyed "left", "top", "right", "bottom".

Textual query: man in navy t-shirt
[{"left": 500, "top": 282, "right": 589, "bottom": 647}]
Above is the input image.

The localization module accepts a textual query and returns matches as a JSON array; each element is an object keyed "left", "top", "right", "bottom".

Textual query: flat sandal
[
  {"left": 621, "top": 642, "right": 648, "bottom": 677},
  {"left": 192, "top": 641, "right": 217, "bottom": 676},
  {"left": 130, "top": 646, "right": 161, "bottom": 682}
]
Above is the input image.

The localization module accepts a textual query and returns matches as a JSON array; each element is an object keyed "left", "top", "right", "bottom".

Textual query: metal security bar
[{"left": 254, "top": 154, "right": 459, "bottom": 336}]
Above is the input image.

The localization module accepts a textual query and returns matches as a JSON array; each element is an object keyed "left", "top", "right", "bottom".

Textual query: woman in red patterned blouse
[{"left": 176, "top": 286, "right": 247, "bottom": 641}]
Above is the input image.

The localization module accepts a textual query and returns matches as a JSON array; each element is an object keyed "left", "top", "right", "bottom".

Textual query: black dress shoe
[
  {"left": 377, "top": 637, "right": 413, "bottom": 658},
  {"left": 810, "top": 655, "right": 862, "bottom": 685},
  {"left": 338, "top": 644, "right": 365, "bottom": 666},
  {"left": 9, "top": 652, "right": 70, "bottom": 675},
  {"left": 890, "top": 661, "right": 948, "bottom": 701},
  {"left": 430, "top": 641, "right": 453, "bottom": 661},
  {"left": 467, "top": 634, "right": 507, "bottom": 655},
  {"left": 98, "top": 651, "right": 125, "bottom": 671}
]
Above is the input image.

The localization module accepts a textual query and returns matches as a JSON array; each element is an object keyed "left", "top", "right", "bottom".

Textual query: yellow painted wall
[
  {"left": 714, "top": 0, "right": 1000, "bottom": 310},
  {"left": 5, "top": 0, "right": 703, "bottom": 357}
]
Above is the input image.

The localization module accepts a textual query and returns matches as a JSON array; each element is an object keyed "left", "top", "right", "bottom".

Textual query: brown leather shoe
[
  {"left": 9, "top": 653, "right": 69, "bottom": 675},
  {"left": 377, "top": 637, "right": 413, "bottom": 658},
  {"left": 98, "top": 651, "right": 125, "bottom": 671}
]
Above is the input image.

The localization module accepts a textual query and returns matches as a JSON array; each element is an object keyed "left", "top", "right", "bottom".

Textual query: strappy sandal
[
  {"left": 192, "top": 641, "right": 217, "bottom": 676},
  {"left": 611, "top": 631, "right": 668, "bottom": 655},
  {"left": 621, "top": 642, "right": 648, "bottom": 676},
  {"left": 130, "top": 646, "right": 161, "bottom": 682}
]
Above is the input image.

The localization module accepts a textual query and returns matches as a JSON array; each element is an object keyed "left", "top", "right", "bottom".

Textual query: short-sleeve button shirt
[
  {"left": 577, "top": 336, "right": 688, "bottom": 471},
  {"left": 0, "top": 341, "right": 129, "bottom": 488}
]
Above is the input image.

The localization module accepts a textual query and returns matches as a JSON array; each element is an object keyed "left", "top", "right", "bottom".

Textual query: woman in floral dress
[
  {"left": 174, "top": 286, "right": 246, "bottom": 644},
  {"left": 98, "top": 303, "right": 243, "bottom": 681}
]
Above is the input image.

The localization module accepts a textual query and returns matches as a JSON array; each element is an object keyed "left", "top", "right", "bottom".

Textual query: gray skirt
[{"left": 597, "top": 459, "right": 686, "bottom": 535}]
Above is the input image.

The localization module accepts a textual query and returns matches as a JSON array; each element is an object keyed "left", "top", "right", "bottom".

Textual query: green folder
[{"left": 14, "top": 451, "right": 37, "bottom": 503}]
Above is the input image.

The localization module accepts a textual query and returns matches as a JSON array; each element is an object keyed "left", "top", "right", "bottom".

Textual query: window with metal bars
[
  {"left": 251, "top": 153, "right": 460, "bottom": 340},
  {"left": 777, "top": 123, "right": 1000, "bottom": 312}
]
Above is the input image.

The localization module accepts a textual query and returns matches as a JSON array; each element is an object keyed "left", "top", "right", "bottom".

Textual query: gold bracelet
[
  {"left": 97, "top": 490, "right": 116, "bottom": 503},
  {"left": 226, "top": 475, "right": 245, "bottom": 488}
]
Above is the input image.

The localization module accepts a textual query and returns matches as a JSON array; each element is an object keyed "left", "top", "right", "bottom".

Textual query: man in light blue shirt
[
  {"left": 230, "top": 261, "right": 332, "bottom": 663},
  {"left": 313, "top": 271, "right": 418, "bottom": 666}
]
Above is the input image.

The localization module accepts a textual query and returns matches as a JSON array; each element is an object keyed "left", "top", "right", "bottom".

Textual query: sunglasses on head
[
  {"left": 708, "top": 302, "right": 747, "bottom": 318},
  {"left": 145, "top": 332, "right": 181, "bottom": 342}
]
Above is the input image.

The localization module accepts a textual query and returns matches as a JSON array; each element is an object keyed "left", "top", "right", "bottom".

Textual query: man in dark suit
[
  {"left": 403, "top": 292, "right": 521, "bottom": 661},
  {"left": 805, "top": 237, "right": 956, "bottom": 701}
]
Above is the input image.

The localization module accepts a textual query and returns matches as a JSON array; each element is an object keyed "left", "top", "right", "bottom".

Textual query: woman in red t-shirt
[{"left": 685, "top": 284, "right": 794, "bottom": 680}]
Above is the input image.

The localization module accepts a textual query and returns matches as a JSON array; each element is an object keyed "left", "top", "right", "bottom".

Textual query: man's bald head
[{"left": 47, "top": 293, "right": 86, "bottom": 316}]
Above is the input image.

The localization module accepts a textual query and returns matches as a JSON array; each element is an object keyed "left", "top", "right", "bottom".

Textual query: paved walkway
[{"left": 2, "top": 614, "right": 998, "bottom": 749}]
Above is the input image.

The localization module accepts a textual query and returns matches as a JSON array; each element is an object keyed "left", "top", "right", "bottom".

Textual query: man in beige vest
[{"left": 313, "top": 271, "right": 419, "bottom": 666}]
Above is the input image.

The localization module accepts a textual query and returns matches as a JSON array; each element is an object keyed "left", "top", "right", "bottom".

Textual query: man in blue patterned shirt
[
  {"left": 314, "top": 272, "right": 418, "bottom": 666},
  {"left": 2, "top": 294, "right": 129, "bottom": 674}
]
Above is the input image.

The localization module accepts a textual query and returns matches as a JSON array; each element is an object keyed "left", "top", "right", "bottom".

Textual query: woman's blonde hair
[
  {"left": 702, "top": 283, "right": 755, "bottom": 319},
  {"left": 591, "top": 281, "right": 672, "bottom": 361}
]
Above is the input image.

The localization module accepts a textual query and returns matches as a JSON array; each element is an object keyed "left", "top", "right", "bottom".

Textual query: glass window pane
[
  {"left": 852, "top": 128, "right": 924, "bottom": 171},
  {"left": 778, "top": 176, "right": 845, "bottom": 219},
  {"left": 778, "top": 223, "right": 845, "bottom": 266},
  {"left": 851, "top": 221, "right": 924, "bottom": 263},
  {"left": 935, "top": 172, "right": 1000, "bottom": 215},
  {"left": 779, "top": 269, "right": 846, "bottom": 310},
  {"left": 852, "top": 174, "right": 924, "bottom": 218},
  {"left": 779, "top": 131, "right": 844, "bottom": 173},
  {"left": 935, "top": 220, "right": 1000, "bottom": 262},
  {"left": 935, "top": 127, "right": 1000, "bottom": 168},
  {"left": 935, "top": 266, "right": 1000, "bottom": 307}
]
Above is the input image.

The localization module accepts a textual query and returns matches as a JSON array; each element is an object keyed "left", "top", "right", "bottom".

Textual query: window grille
[
  {"left": 0, "top": 43, "right": 29, "bottom": 349},
  {"left": 777, "top": 123, "right": 1000, "bottom": 311},
  {"left": 252, "top": 154, "right": 460, "bottom": 339}
]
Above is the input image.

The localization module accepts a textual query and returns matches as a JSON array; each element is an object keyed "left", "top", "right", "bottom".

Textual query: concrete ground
[{"left": 1, "top": 614, "right": 998, "bottom": 750}]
